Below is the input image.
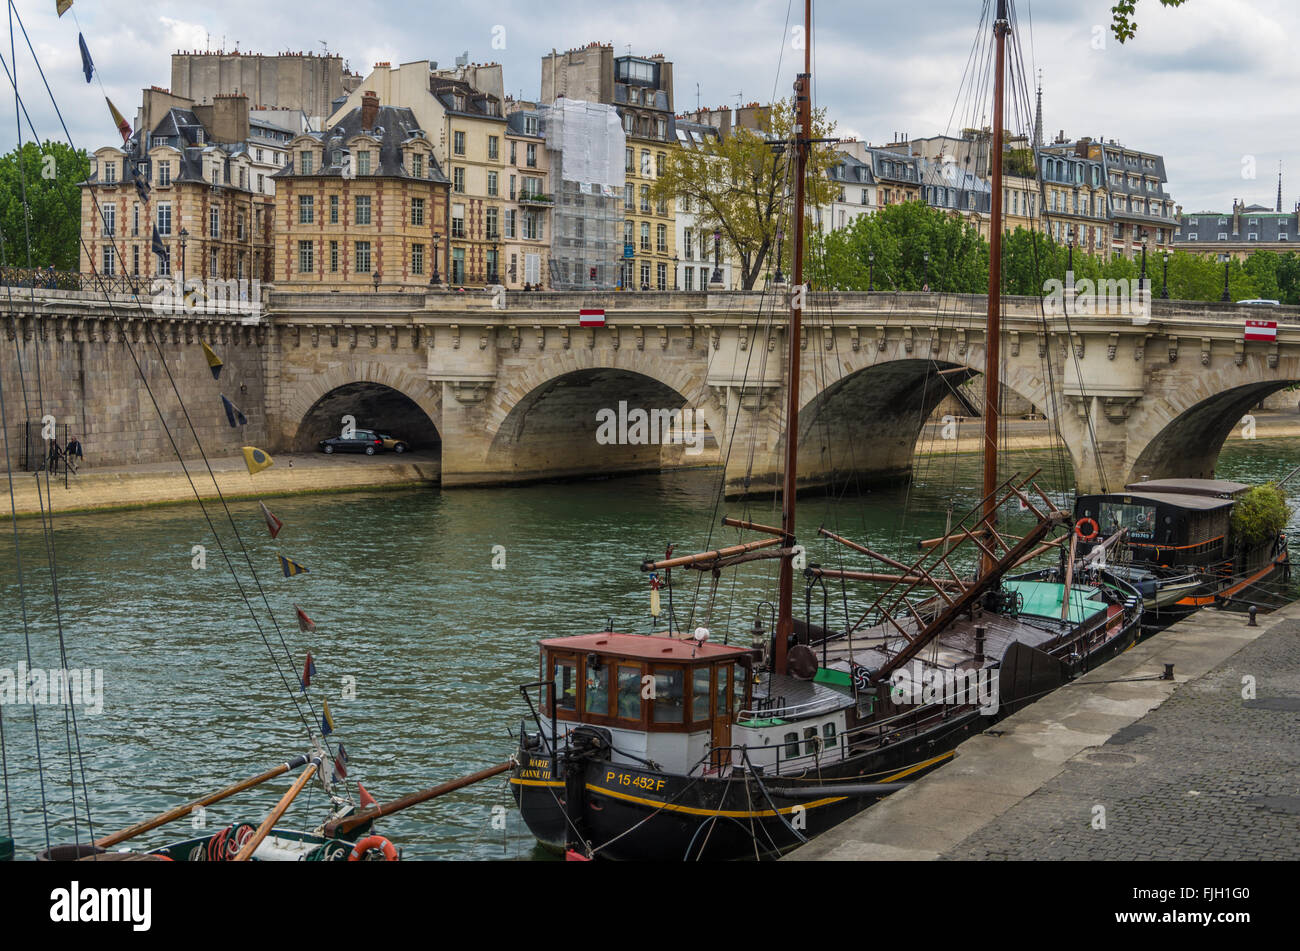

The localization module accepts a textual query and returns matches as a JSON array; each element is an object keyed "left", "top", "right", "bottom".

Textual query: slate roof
[
  {"left": 272, "top": 104, "right": 449, "bottom": 183},
  {"left": 1175, "top": 210, "right": 1298, "bottom": 244}
]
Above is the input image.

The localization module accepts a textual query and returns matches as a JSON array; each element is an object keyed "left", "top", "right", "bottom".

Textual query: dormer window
[{"left": 300, "top": 151, "right": 313, "bottom": 175}]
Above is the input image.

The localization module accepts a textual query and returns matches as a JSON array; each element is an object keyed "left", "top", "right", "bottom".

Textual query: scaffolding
[{"left": 542, "top": 99, "right": 625, "bottom": 290}]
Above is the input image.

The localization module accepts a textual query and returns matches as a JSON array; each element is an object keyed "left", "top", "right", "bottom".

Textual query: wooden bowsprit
[{"left": 324, "top": 761, "right": 515, "bottom": 839}]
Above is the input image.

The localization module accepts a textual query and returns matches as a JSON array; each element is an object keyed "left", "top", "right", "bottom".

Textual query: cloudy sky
[{"left": 7, "top": 0, "right": 1296, "bottom": 212}]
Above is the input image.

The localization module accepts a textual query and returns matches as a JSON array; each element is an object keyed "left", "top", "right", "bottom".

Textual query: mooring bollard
[
  {"left": 1162, "top": 663, "right": 1175, "bottom": 681},
  {"left": 1248, "top": 605, "right": 1258, "bottom": 627}
]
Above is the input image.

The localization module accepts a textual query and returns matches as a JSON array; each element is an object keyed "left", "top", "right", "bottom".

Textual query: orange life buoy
[
  {"left": 1075, "top": 517, "right": 1099, "bottom": 542},
  {"left": 347, "top": 834, "right": 398, "bottom": 862}
]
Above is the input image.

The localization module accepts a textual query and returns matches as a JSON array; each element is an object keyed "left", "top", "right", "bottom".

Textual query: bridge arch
[
  {"left": 286, "top": 363, "right": 442, "bottom": 453},
  {"left": 484, "top": 350, "right": 719, "bottom": 482}
]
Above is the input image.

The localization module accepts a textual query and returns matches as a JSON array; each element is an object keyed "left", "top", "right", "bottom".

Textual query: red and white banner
[
  {"left": 579, "top": 308, "right": 605, "bottom": 327},
  {"left": 1244, "top": 319, "right": 1278, "bottom": 342}
]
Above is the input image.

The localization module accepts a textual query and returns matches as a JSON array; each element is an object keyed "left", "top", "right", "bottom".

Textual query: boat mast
[
  {"left": 775, "top": 0, "right": 813, "bottom": 677},
  {"left": 981, "top": 0, "right": 1010, "bottom": 577}
]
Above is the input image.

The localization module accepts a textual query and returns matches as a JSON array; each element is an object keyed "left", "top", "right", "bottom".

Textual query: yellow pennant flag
[
  {"left": 106, "top": 97, "right": 131, "bottom": 144},
  {"left": 241, "top": 446, "right": 273, "bottom": 475},
  {"left": 57, "top": 0, "right": 73, "bottom": 17},
  {"left": 201, "top": 340, "right": 223, "bottom": 379}
]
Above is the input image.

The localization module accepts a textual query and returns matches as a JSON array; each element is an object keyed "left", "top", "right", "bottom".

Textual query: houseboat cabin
[{"left": 1073, "top": 479, "right": 1247, "bottom": 568}]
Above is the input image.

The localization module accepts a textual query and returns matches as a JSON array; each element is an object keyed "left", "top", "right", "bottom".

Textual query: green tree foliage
[
  {"left": 651, "top": 99, "right": 838, "bottom": 290},
  {"left": 808, "top": 202, "right": 988, "bottom": 292},
  {"left": 1110, "top": 0, "right": 1189, "bottom": 44},
  {"left": 1230, "top": 483, "right": 1292, "bottom": 547},
  {"left": 0, "top": 141, "right": 90, "bottom": 271}
]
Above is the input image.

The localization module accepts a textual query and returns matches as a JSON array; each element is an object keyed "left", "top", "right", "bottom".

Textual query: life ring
[
  {"left": 1075, "top": 517, "right": 1099, "bottom": 542},
  {"left": 347, "top": 834, "right": 398, "bottom": 862}
]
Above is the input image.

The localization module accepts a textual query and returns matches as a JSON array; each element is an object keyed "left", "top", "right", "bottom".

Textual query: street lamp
[
  {"left": 430, "top": 233, "right": 441, "bottom": 286},
  {"left": 673, "top": 254, "right": 679, "bottom": 291},
  {"left": 774, "top": 230, "right": 785, "bottom": 285},
  {"left": 1160, "top": 250, "right": 1170, "bottom": 300},
  {"left": 923, "top": 250, "right": 931, "bottom": 291},
  {"left": 178, "top": 227, "right": 189, "bottom": 279},
  {"left": 1066, "top": 227, "right": 1075, "bottom": 279},
  {"left": 710, "top": 229, "right": 723, "bottom": 286},
  {"left": 868, "top": 250, "right": 875, "bottom": 292},
  {"left": 1219, "top": 252, "right": 1231, "bottom": 303},
  {"left": 373, "top": 270, "right": 381, "bottom": 293},
  {"left": 1139, "top": 238, "right": 1148, "bottom": 297}
]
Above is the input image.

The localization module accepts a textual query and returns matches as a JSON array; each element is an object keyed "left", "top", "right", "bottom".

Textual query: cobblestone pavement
[{"left": 942, "top": 618, "right": 1300, "bottom": 860}]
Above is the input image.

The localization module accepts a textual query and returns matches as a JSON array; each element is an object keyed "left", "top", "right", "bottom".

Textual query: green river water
[{"left": 1, "top": 438, "right": 1297, "bottom": 860}]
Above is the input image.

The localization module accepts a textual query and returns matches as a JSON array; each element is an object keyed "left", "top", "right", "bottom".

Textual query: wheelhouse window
[
  {"left": 714, "top": 665, "right": 730, "bottom": 719},
  {"left": 585, "top": 661, "right": 611, "bottom": 715},
  {"left": 651, "top": 668, "right": 684, "bottom": 724},
  {"left": 691, "top": 667, "right": 711, "bottom": 722},
  {"left": 553, "top": 657, "right": 577, "bottom": 712},
  {"left": 617, "top": 665, "right": 641, "bottom": 720}
]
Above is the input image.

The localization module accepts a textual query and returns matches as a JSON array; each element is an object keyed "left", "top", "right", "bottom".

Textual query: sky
[{"left": 5, "top": 0, "right": 1297, "bottom": 213}]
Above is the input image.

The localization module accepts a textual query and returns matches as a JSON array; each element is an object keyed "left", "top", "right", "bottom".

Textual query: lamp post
[
  {"left": 868, "top": 250, "right": 875, "bottom": 292},
  {"left": 1220, "top": 253, "right": 1231, "bottom": 302},
  {"left": 673, "top": 254, "right": 679, "bottom": 291},
  {"left": 774, "top": 230, "right": 785, "bottom": 285},
  {"left": 1066, "top": 227, "right": 1075, "bottom": 279},
  {"left": 373, "top": 270, "right": 380, "bottom": 293},
  {"left": 1139, "top": 238, "right": 1148, "bottom": 298},
  {"left": 923, "top": 250, "right": 930, "bottom": 292},
  {"left": 178, "top": 227, "right": 189, "bottom": 279},
  {"left": 1160, "top": 250, "right": 1170, "bottom": 300},
  {"left": 430, "top": 234, "right": 441, "bottom": 286},
  {"left": 710, "top": 229, "right": 723, "bottom": 287}
]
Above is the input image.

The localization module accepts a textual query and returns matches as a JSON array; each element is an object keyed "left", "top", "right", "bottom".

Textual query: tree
[
  {"left": 651, "top": 100, "right": 838, "bottom": 290},
  {"left": 1110, "top": 0, "right": 1189, "bottom": 44},
  {"left": 0, "top": 141, "right": 90, "bottom": 271}
]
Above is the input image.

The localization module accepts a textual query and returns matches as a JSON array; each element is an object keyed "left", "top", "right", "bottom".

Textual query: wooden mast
[
  {"left": 775, "top": 0, "right": 813, "bottom": 677},
  {"left": 981, "top": 0, "right": 1010, "bottom": 576}
]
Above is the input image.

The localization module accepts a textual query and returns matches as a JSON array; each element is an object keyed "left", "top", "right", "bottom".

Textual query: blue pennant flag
[
  {"left": 78, "top": 33, "right": 94, "bottom": 84},
  {"left": 332, "top": 743, "right": 349, "bottom": 781},
  {"left": 221, "top": 394, "right": 248, "bottom": 428}
]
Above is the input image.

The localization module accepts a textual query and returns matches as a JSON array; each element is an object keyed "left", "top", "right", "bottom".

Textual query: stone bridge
[{"left": 4, "top": 286, "right": 1299, "bottom": 495}]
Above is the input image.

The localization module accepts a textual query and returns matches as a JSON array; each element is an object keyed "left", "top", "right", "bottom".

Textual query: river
[{"left": 1, "top": 438, "right": 1297, "bottom": 860}]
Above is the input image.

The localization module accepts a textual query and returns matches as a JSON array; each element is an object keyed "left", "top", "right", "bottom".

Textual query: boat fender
[
  {"left": 1064, "top": 652, "right": 1083, "bottom": 677},
  {"left": 1075, "top": 518, "right": 1099, "bottom": 542},
  {"left": 347, "top": 835, "right": 399, "bottom": 861}
]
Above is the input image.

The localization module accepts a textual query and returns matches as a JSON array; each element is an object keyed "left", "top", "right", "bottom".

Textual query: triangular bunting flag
[
  {"left": 241, "top": 446, "right": 273, "bottom": 475},
  {"left": 295, "top": 604, "right": 316, "bottom": 633},
  {"left": 333, "top": 744, "right": 349, "bottom": 780},
  {"left": 201, "top": 340, "right": 223, "bottom": 379},
  {"left": 358, "top": 783, "right": 377, "bottom": 808},
  {"left": 130, "top": 161, "right": 150, "bottom": 203},
  {"left": 106, "top": 97, "right": 131, "bottom": 145},
  {"left": 301, "top": 651, "right": 316, "bottom": 691},
  {"left": 259, "top": 502, "right": 283, "bottom": 539},
  {"left": 278, "top": 554, "right": 308, "bottom": 578},
  {"left": 78, "top": 33, "right": 94, "bottom": 84},
  {"left": 150, "top": 225, "right": 168, "bottom": 266},
  {"left": 321, "top": 699, "right": 335, "bottom": 736},
  {"left": 57, "top": 0, "right": 73, "bottom": 17},
  {"left": 221, "top": 394, "right": 248, "bottom": 428}
]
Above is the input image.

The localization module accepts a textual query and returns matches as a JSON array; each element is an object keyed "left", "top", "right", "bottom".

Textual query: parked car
[
  {"left": 1237, "top": 298, "right": 1280, "bottom": 305},
  {"left": 319, "top": 430, "right": 385, "bottom": 455},
  {"left": 375, "top": 432, "right": 411, "bottom": 453}
]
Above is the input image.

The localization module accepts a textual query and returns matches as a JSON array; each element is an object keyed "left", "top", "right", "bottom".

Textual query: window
[
  {"left": 616, "top": 666, "right": 641, "bottom": 719},
  {"left": 625, "top": 147, "right": 634, "bottom": 173},
  {"left": 412, "top": 243, "right": 424, "bottom": 275},
  {"left": 683, "top": 227, "right": 693, "bottom": 260},
  {"left": 487, "top": 135, "right": 499, "bottom": 160},
  {"left": 655, "top": 198, "right": 667, "bottom": 216},
  {"left": 640, "top": 185, "right": 650, "bottom": 213},
  {"left": 640, "top": 221, "right": 650, "bottom": 250},
  {"left": 623, "top": 183, "right": 634, "bottom": 211},
  {"left": 1249, "top": 233, "right": 1259, "bottom": 241},
  {"left": 684, "top": 266, "right": 694, "bottom": 290},
  {"left": 657, "top": 262, "right": 667, "bottom": 291},
  {"left": 651, "top": 668, "right": 684, "bottom": 723},
  {"left": 784, "top": 732, "right": 800, "bottom": 759},
  {"left": 624, "top": 112, "right": 633, "bottom": 133},
  {"left": 1218, "top": 233, "right": 1228, "bottom": 240},
  {"left": 641, "top": 150, "right": 651, "bottom": 177},
  {"left": 209, "top": 207, "right": 220, "bottom": 238},
  {"left": 156, "top": 202, "right": 172, "bottom": 236},
  {"left": 553, "top": 658, "right": 576, "bottom": 711},
  {"left": 524, "top": 115, "right": 539, "bottom": 136},
  {"left": 451, "top": 203, "right": 465, "bottom": 238},
  {"left": 412, "top": 154, "right": 424, "bottom": 178},
  {"left": 526, "top": 143, "right": 537, "bottom": 168},
  {"left": 329, "top": 240, "right": 339, "bottom": 272},
  {"left": 411, "top": 197, "right": 425, "bottom": 226},
  {"left": 453, "top": 131, "right": 466, "bottom": 156},
  {"left": 132, "top": 245, "right": 140, "bottom": 276},
  {"left": 102, "top": 245, "right": 115, "bottom": 276},
  {"left": 158, "top": 161, "right": 171, "bottom": 186},
  {"left": 656, "top": 152, "right": 666, "bottom": 177},
  {"left": 103, "top": 160, "right": 118, "bottom": 184},
  {"left": 209, "top": 249, "right": 218, "bottom": 277},
  {"left": 300, "top": 151, "right": 313, "bottom": 175},
  {"left": 803, "top": 726, "right": 820, "bottom": 756},
  {"left": 639, "top": 262, "right": 650, "bottom": 289},
  {"left": 101, "top": 204, "right": 115, "bottom": 236},
  {"left": 256, "top": 148, "right": 264, "bottom": 163},
  {"left": 486, "top": 207, "right": 499, "bottom": 240},
  {"left": 504, "top": 208, "right": 516, "bottom": 239},
  {"left": 486, "top": 248, "right": 499, "bottom": 283},
  {"left": 453, "top": 168, "right": 464, "bottom": 193},
  {"left": 451, "top": 247, "right": 465, "bottom": 283},
  {"left": 354, "top": 241, "right": 371, "bottom": 273},
  {"left": 298, "top": 195, "right": 314, "bottom": 224},
  {"left": 355, "top": 195, "right": 371, "bottom": 225},
  {"left": 691, "top": 667, "right": 711, "bottom": 721},
  {"left": 237, "top": 212, "right": 245, "bottom": 240},
  {"left": 656, "top": 223, "right": 667, "bottom": 253},
  {"left": 487, "top": 171, "right": 498, "bottom": 197},
  {"left": 297, "top": 240, "right": 313, "bottom": 273},
  {"left": 356, "top": 150, "right": 370, "bottom": 176},
  {"left": 823, "top": 721, "right": 836, "bottom": 747},
  {"left": 586, "top": 661, "right": 611, "bottom": 715},
  {"left": 657, "top": 118, "right": 666, "bottom": 139},
  {"left": 329, "top": 195, "right": 339, "bottom": 224},
  {"left": 523, "top": 210, "right": 542, "bottom": 241},
  {"left": 157, "top": 243, "right": 170, "bottom": 276},
  {"left": 257, "top": 173, "right": 264, "bottom": 193},
  {"left": 510, "top": 141, "right": 517, "bottom": 165}
]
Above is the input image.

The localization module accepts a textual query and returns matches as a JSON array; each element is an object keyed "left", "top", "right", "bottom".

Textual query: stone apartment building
[
  {"left": 81, "top": 92, "right": 274, "bottom": 285},
  {"left": 171, "top": 49, "right": 361, "bottom": 127},
  {"left": 502, "top": 106, "right": 551, "bottom": 287},
  {"left": 272, "top": 93, "right": 450, "bottom": 290},
  {"left": 1174, "top": 199, "right": 1300, "bottom": 262},
  {"left": 542, "top": 44, "right": 677, "bottom": 290}
]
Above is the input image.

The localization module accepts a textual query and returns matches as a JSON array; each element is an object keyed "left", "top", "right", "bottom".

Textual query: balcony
[{"left": 518, "top": 193, "right": 553, "bottom": 207}]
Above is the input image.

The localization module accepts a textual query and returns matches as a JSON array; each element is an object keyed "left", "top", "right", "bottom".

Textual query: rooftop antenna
[
  {"left": 734, "top": 91, "right": 743, "bottom": 110},
  {"left": 695, "top": 82, "right": 700, "bottom": 112},
  {"left": 320, "top": 40, "right": 328, "bottom": 58},
  {"left": 1278, "top": 160, "right": 1284, "bottom": 213}
]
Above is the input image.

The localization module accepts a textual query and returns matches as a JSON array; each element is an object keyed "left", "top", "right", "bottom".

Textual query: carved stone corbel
[
  {"left": 1168, "top": 335, "right": 1178, "bottom": 364},
  {"left": 1200, "top": 337, "right": 1212, "bottom": 367},
  {"left": 610, "top": 325, "right": 620, "bottom": 350},
  {"left": 410, "top": 325, "right": 421, "bottom": 349},
  {"left": 480, "top": 327, "right": 491, "bottom": 350},
  {"left": 876, "top": 325, "right": 887, "bottom": 352},
  {"left": 633, "top": 325, "right": 644, "bottom": 351},
  {"left": 903, "top": 325, "right": 914, "bottom": 354},
  {"left": 386, "top": 324, "right": 397, "bottom": 349},
  {"left": 561, "top": 326, "right": 571, "bottom": 350},
  {"left": 366, "top": 324, "right": 377, "bottom": 349},
  {"left": 657, "top": 325, "right": 668, "bottom": 349},
  {"left": 311, "top": 326, "right": 320, "bottom": 348},
  {"left": 1071, "top": 332, "right": 1084, "bottom": 360},
  {"left": 850, "top": 325, "right": 860, "bottom": 352},
  {"left": 929, "top": 325, "right": 940, "bottom": 355},
  {"left": 535, "top": 325, "right": 545, "bottom": 350},
  {"left": 330, "top": 325, "right": 339, "bottom": 348},
  {"left": 711, "top": 326, "right": 720, "bottom": 350},
  {"left": 1234, "top": 339, "right": 1245, "bottom": 366},
  {"left": 738, "top": 324, "right": 749, "bottom": 352},
  {"left": 508, "top": 325, "right": 520, "bottom": 350},
  {"left": 956, "top": 328, "right": 968, "bottom": 356},
  {"left": 826, "top": 325, "right": 836, "bottom": 351},
  {"left": 1134, "top": 333, "right": 1150, "bottom": 361},
  {"left": 1007, "top": 330, "right": 1019, "bottom": 357}
]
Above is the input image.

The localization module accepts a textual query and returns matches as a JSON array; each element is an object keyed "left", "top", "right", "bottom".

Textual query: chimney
[{"left": 361, "top": 90, "right": 379, "bottom": 130}]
